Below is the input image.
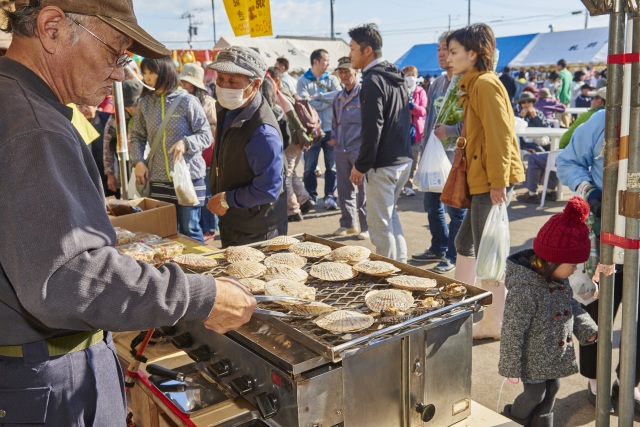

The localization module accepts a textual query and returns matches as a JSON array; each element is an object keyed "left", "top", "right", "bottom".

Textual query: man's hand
[
  {"left": 490, "top": 187, "right": 507, "bottom": 205},
  {"left": 168, "top": 140, "right": 186, "bottom": 162},
  {"left": 106, "top": 173, "right": 118, "bottom": 192},
  {"left": 134, "top": 162, "right": 149, "bottom": 185},
  {"left": 434, "top": 124, "right": 447, "bottom": 141},
  {"left": 587, "top": 333, "right": 597, "bottom": 343},
  {"left": 203, "top": 277, "right": 257, "bottom": 334},
  {"left": 207, "top": 192, "right": 229, "bottom": 216},
  {"left": 350, "top": 166, "right": 365, "bottom": 185}
]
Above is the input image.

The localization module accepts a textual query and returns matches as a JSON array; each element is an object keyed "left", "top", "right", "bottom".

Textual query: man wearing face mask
[{"left": 206, "top": 46, "right": 286, "bottom": 248}]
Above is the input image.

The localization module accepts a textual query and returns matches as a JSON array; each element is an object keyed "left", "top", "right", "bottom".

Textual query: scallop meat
[{"left": 264, "top": 279, "right": 316, "bottom": 300}]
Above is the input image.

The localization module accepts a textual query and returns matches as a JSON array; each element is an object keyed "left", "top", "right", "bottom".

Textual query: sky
[{"left": 133, "top": 0, "right": 610, "bottom": 63}]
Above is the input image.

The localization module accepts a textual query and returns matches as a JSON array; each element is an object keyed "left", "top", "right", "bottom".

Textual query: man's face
[
  {"left": 275, "top": 62, "right": 285, "bottom": 73},
  {"left": 60, "top": 16, "right": 131, "bottom": 106},
  {"left": 337, "top": 67, "right": 357, "bottom": 86},
  {"left": 349, "top": 40, "right": 366, "bottom": 70},
  {"left": 313, "top": 52, "right": 330, "bottom": 73},
  {"left": 437, "top": 39, "right": 449, "bottom": 70},
  {"left": 591, "top": 96, "right": 604, "bottom": 109}
]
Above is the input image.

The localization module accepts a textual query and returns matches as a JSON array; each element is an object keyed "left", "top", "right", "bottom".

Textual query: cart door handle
[{"left": 416, "top": 403, "right": 436, "bottom": 422}]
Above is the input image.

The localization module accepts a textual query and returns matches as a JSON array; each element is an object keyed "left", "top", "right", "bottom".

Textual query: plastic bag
[
  {"left": 414, "top": 131, "right": 452, "bottom": 192},
  {"left": 569, "top": 263, "right": 598, "bottom": 305},
  {"left": 475, "top": 203, "right": 510, "bottom": 281},
  {"left": 171, "top": 158, "right": 199, "bottom": 206},
  {"left": 513, "top": 116, "right": 528, "bottom": 133},
  {"left": 127, "top": 173, "right": 142, "bottom": 199}
]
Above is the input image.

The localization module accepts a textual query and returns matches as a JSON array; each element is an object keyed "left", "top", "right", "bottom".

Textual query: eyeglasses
[{"left": 69, "top": 17, "right": 132, "bottom": 68}]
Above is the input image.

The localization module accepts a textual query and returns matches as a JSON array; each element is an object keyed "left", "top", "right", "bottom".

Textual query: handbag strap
[{"left": 147, "top": 92, "right": 188, "bottom": 165}]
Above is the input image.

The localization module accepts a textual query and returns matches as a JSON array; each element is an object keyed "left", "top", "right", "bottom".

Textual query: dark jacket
[
  {"left": 499, "top": 250, "right": 598, "bottom": 380},
  {"left": 499, "top": 73, "right": 517, "bottom": 101},
  {"left": 355, "top": 61, "right": 413, "bottom": 173}
]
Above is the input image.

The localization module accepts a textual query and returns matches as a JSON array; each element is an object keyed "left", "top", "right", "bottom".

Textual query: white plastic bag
[
  {"left": 126, "top": 173, "right": 142, "bottom": 199},
  {"left": 569, "top": 263, "right": 598, "bottom": 305},
  {"left": 475, "top": 203, "right": 510, "bottom": 281},
  {"left": 414, "top": 131, "right": 452, "bottom": 193},
  {"left": 171, "top": 158, "right": 199, "bottom": 206},
  {"left": 513, "top": 116, "right": 528, "bottom": 133}
]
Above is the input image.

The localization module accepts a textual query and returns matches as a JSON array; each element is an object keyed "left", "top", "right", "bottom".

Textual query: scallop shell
[
  {"left": 439, "top": 283, "right": 467, "bottom": 298},
  {"left": 227, "top": 261, "right": 267, "bottom": 279},
  {"left": 224, "top": 246, "right": 266, "bottom": 263},
  {"left": 264, "top": 279, "right": 316, "bottom": 300},
  {"left": 263, "top": 253, "right": 307, "bottom": 269},
  {"left": 262, "top": 235, "right": 300, "bottom": 251},
  {"left": 309, "top": 262, "right": 358, "bottom": 282},
  {"left": 288, "top": 242, "right": 332, "bottom": 258},
  {"left": 365, "top": 289, "right": 414, "bottom": 312},
  {"left": 286, "top": 301, "right": 337, "bottom": 316},
  {"left": 420, "top": 297, "right": 446, "bottom": 310},
  {"left": 326, "top": 245, "right": 371, "bottom": 264},
  {"left": 172, "top": 254, "right": 218, "bottom": 271},
  {"left": 314, "top": 310, "right": 375, "bottom": 333},
  {"left": 387, "top": 275, "right": 437, "bottom": 291},
  {"left": 239, "top": 278, "right": 266, "bottom": 294},
  {"left": 353, "top": 260, "right": 401, "bottom": 276},
  {"left": 263, "top": 265, "right": 309, "bottom": 282}
]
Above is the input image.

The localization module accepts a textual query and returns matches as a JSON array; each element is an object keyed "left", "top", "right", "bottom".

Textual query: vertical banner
[
  {"left": 223, "top": 0, "right": 250, "bottom": 36},
  {"left": 248, "top": 0, "right": 273, "bottom": 37}
]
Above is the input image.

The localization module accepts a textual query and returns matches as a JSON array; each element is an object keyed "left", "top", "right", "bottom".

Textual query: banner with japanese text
[
  {"left": 222, "top": 0, "right": 250, "bottom": 37},
  {"left": 248, "top": 0, "right": 272, "bottom": 37}
]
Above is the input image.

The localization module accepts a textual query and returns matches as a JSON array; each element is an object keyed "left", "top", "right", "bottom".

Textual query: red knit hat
[{"left": 533, "top": 197, "right": 591, "bottom": 264}]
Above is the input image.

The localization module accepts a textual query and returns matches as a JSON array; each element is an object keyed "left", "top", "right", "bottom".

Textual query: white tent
[
  {"left": 508, "top": 27, "right": 609, "bottom": 69},
  {"left": 214, "top": 36, "right": 350, "bottom": 74}
]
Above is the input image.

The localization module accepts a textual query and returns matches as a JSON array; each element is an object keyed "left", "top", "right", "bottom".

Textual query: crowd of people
[{"left": 0, "top": 0, "right": 638, "bottom": 425}]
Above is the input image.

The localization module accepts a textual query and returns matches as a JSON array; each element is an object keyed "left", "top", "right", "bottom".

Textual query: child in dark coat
[{"left": 499, "top": 197, "right": 598, "bottom": 426}]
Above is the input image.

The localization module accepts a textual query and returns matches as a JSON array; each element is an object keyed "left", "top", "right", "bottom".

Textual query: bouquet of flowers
[{"left": 433, "top": 74, "right": 464, "bottom": 149}]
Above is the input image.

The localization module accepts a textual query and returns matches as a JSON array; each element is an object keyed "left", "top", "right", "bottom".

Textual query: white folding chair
[{"left": 540, "top": 149, "right": 563, "bottom": 207}]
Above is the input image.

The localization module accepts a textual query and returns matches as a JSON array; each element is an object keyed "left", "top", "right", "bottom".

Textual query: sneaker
[
  {"left": 433, "top": 257, "right": 456, "bottom": 273},
  {"left": 515, "top": 192, "right": 541, "bottom": 204},
  {"left": 324, "top": 197, "right": 338, "bottom": 210},
  {"left": 333, "top": 227, "right": 359, "bottom": 236},
  {"left": 300, "top": 199, "right": 315, "bottom": 215},
  {"left": 357, "top": 231, "right": 370, "bottom": 240},
  {"left": 403, "top": 187, "right": 416, "bottom": 197},
  {"left": 545, "top": 190, "right": 558, "bottom": 201},
  {"left": 288, "top": 213, "right": 303, "bottom": 222},
  {"left": 412, "top": 250, "right": 443, "bottom": 262}
]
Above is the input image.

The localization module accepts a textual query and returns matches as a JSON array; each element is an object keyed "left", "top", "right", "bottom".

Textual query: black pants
[
  {"left": 220, "top": 226, "right": 278, "bottom": 249},
  {"left": 579, "top": 270, "right": 640, "bottom": 385}
]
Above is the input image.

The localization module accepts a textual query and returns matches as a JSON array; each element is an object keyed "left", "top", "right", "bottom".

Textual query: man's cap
[
  {"left": 587, "top": 86, "right": 607, "bottom": 100},
  {"left": 13, "top": 0, "right": 170, "bottom": 59},
  {"left": 517, "top": 91, "right": 537, "bottom": 103},
  {"left": 178, "top": 63, "right": 206, "bottom": 91},
  {"left": 581, "top": 83, "right": 594, "bottom": 91},
  {"left": 538, "top": 88, "right": 552, "bottom": 99},
  {"left": 206, "top": 46, "right": 267, "bottom": 80},
  {"left": 122, "top": 79, "right": 143, "bottom": 107},
  {"left": 522, "top": 85, "right": 538, "bottom": 94},
  {"left": 336, "top": 56, "right": 353, "bottom": 70}
]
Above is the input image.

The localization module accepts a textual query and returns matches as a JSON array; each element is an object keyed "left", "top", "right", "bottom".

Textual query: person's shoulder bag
[{"left": 440, "top": 108, "right": 471, "bottom": 209}]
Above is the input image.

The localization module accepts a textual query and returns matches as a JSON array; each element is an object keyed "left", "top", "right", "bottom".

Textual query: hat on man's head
[
  {"left": 206, "top": 46, "right": 267, "bottom": 80},
  {"left": 178, "top": 63, "right": 206, "bottom": 91},
  {"left": 538, "top": 88, "right": 552, "bottom": 99},
  {"left": 13, "top": 0, "right": 169, "bottom": 58},
  {"left": 581, "top": 83, "right": 594, "bottom": 91},
  {"left": 588, "top": 86, "right": 607, "bottom": 100},
  {"left": 533, "top": 197, "right": 591, "bottom": 264},
  {"left": 336, "top": 57, "right": 353, "bottom": 70},
  {"left": 522, "top": 85, "right": 538, "bottom": 94},
  {"left": 122, "top": 79, "right": 143, "bottom": 107},
  {"left": 517, "top": 91, "right": 537, "bottom": 103}
]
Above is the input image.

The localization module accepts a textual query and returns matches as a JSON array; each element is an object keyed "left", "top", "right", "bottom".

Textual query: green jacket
[
  {"left": 559, "top": 106, "right": 605, "bottom": 149},
  {"left": 558, "top": 69, "right": 572, "bottom": 104}
]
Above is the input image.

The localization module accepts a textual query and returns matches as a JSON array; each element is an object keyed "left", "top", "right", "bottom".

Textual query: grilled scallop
[
  {"left": 264, "top": 279, "right": 316, "bottom": 300},
  {"left": 227, "top": 261, "right": 267, "bottom": 279},
  {"left": 262, "top": 235, "right": 300, "bottom": 251},
  {"left": 224, "top": 246, "right": 266, "bottom": 263},
  {"left": 353, "top": 260, "right": 401, "bottom": 277},
  {"left": 263, "top": 265, "right": 309, "bottom": 282},
  {"left": 263, "top": 253, "right": 307, "bottom": 269},
  {"left": 325, "top": 245, "right": 371, "bottom": 264},
  {"left": 172, "top": 254, "right": 218, "bottom": 271},
  {"left": 365, "top": 289, "right": 414, "bottom": 312},
  {"left": 387, "top": 275, "right": 437, "bottom": 291},
  {"left": 313, "top": 310, "right": 375, "bottom": 333},
  {"left": 309, "top": 262, "right": 358, "bottom": 282},
  {"left": 239, "top": 278, "right": 267, "bottom": 294},
  {"left": 420, "top": 297, "right": 446, "bottom": 310},
  {"left": 288, "top": 242, "right": 332, "bottom": 258},
  {"left": 439, "top": 283, "right": 467, "bottom": 298},
  {"left": 286, "top": 302, "right": 337, "bottom": 316}
]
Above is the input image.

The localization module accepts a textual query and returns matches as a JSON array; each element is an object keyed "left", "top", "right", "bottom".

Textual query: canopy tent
[
  {"left": 395, "top": 33, "right": 537, "bottom": 77},
  {"left": 508, "top": 27, "right": 609, "bottom": 69},
  {"left": 213, "top": 36, "right": 351, "bottom": 74}
]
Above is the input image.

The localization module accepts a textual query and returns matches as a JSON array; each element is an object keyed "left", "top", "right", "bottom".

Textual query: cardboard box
[{"left": 108, "top": 198, "right": 177, "bottom": 238}]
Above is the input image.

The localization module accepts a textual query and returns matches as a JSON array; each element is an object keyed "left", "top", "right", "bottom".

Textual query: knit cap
[{"left": 533, "top": 197, "right": 591, "bottom": 264}]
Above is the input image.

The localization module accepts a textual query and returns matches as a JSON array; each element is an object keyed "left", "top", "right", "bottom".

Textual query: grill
[{"left": 156, "top": 234, "right": 492, "bottom": 426}]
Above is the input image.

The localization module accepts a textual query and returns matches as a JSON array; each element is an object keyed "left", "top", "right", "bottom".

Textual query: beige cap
[{"left": 179, "top": 63, "right": 206, "bottom": 91}]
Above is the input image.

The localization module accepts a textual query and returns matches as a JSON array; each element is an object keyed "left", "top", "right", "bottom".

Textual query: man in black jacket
[
  {"left": 499, "top": 66, "right": 517, "bottom": 104},
  {"left": 348, "top": 23, "right": 413, "bottom": 262}
]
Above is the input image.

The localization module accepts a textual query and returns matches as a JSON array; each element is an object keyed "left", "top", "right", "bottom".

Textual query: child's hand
[{"left": 587, "top": 333, "right": 597, "bottom": 343}]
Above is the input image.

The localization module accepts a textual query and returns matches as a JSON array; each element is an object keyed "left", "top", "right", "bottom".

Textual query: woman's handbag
[{"left": 440, "top": 135, "right": 471, "bottom": 209}]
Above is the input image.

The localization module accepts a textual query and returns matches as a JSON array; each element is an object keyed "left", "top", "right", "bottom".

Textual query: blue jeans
[
  {"left": 201, "top": 167, "right": 219, "bottom": 233},
  {"left": 423, "top": 192, "right": 467, "bottom": 263},
  {"left": 303, "top": 131, "right": 336, "bottom": 201},
  {"left": 177, "top": 205, "right": 204, "bottom": 243}
]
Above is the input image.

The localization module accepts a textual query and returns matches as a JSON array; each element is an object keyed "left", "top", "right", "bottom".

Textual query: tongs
[{"left": 253, "top": 295, "right": 314, "bottom": 318}]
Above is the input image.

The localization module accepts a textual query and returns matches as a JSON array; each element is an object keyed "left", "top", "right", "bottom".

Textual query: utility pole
[
  {"left": 467, "top": 0, "right": 471, "bottom": 26},
  {"left": 585, "top": 8, "right": 589, "bottom": 28},
  {"left": 448, "top": 14, "right": 451, "bottom": 31},
  {"left": 330, "top": 0, "right": 335, "bottom": 40},
  {"left": 211, "top": 0, "right": 217, "bottom": 44},
  {"left": 181, "top": 10, "right": 203, "bottom": 50}
]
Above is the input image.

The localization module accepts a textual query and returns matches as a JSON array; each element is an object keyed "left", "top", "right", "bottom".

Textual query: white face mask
[
  {"left": 216, "top": 84, "right": 253, "bottom": 110},
  {"left": 405, "top": 76, "right": 417, "bottom": 88}
]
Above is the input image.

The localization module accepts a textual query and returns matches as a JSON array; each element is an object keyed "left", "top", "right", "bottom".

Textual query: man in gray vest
[
  {"left": 207, "top": 46, "right": 286, "bottom": 248},
  {"left": 0, "top": 1, "right": 255, "bottom": 424}
]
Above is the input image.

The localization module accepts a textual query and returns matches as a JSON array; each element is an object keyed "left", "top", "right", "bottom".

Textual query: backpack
[{"left": 293, "top": 95, "right": 324, "bottom": 145}]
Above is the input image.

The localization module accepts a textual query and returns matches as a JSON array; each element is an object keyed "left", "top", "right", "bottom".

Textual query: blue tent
[{"left": 395, "top": 33, "right": 538, "bottom": 76}]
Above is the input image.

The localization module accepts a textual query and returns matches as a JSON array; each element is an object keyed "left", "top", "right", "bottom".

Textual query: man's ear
[{"left": 36, "top": 6, "right": 67, "bottom": 54}]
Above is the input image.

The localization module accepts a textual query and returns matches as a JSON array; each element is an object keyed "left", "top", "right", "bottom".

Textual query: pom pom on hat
[{"left": 533, "top": 197, "right": 591, "bottom": 264}]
